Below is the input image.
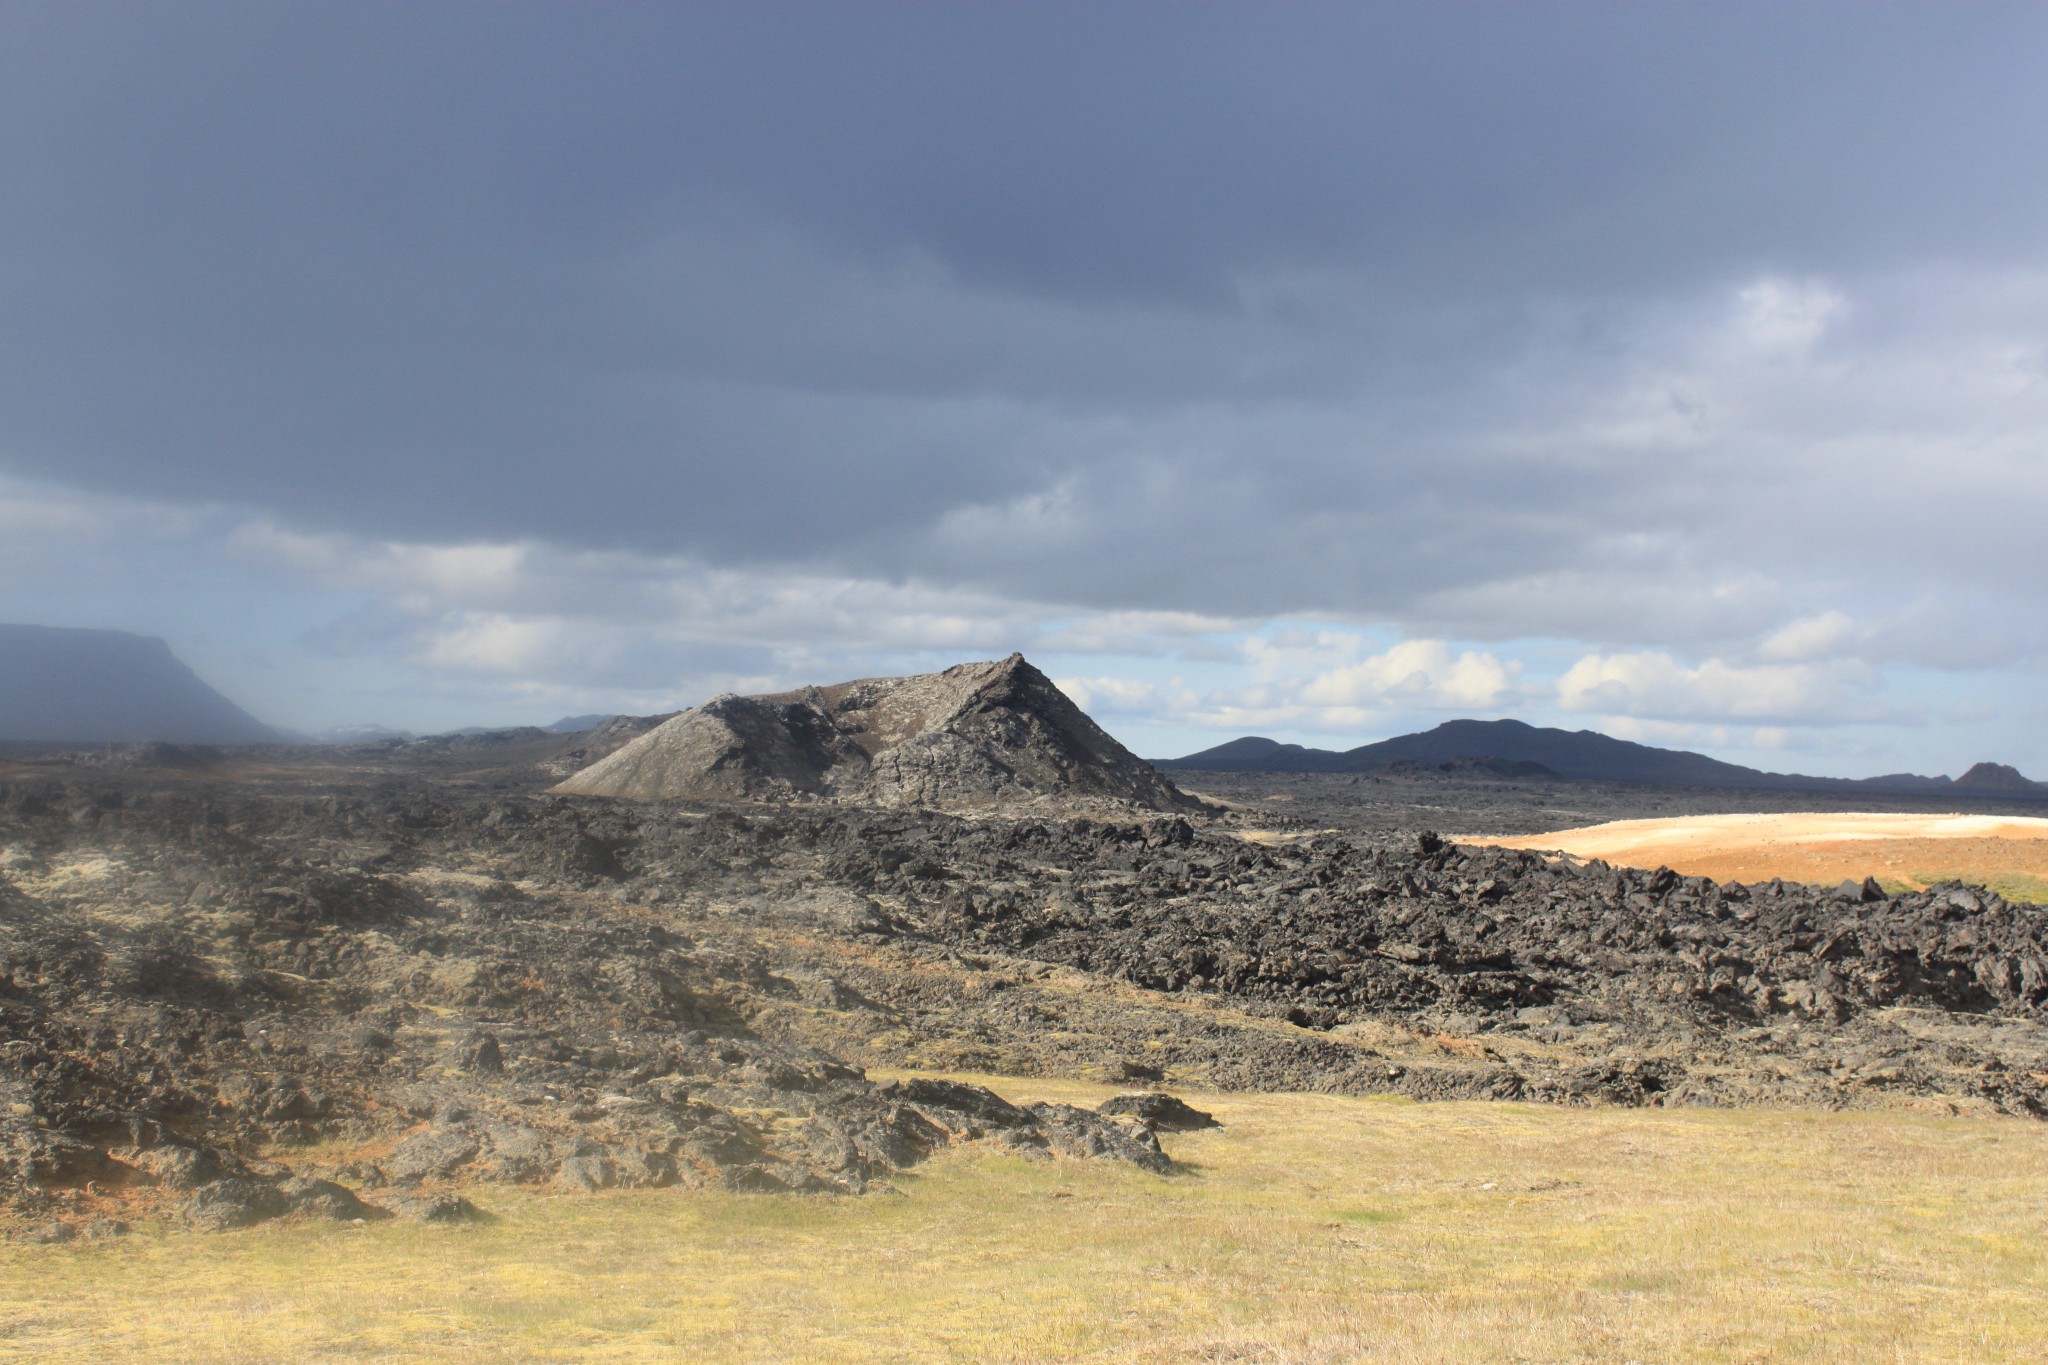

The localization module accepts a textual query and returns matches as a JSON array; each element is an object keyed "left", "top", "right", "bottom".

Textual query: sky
[{"left": 3, "top": 2, "right": 2047, "bottom": 773}]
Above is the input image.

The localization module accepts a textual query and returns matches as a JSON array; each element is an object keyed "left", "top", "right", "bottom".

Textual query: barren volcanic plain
[{"left": 7, "top": 663, "right": 2048, "bottom": 1360}]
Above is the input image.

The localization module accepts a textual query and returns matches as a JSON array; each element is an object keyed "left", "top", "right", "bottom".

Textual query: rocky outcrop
[
  {"left": 0, "top": 790, "right": 1188, "bottom": 1237},
  {"left": 553, "top": 654, "right": 1197, "bottom": 813},
  {"left": 535, "top": 713, "right": 678, "bottom": 779},
  {"left": 1098, "top": 1093, "right": 1219, "bottom": 1131}
]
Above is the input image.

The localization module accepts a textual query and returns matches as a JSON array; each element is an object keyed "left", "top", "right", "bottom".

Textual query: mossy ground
[
  {"left": 1914, "top": 870, "right": 2048, "bottom": 904},
  {"left": 3, "top": 1074, "right": 2045, "bottom": 1363}
]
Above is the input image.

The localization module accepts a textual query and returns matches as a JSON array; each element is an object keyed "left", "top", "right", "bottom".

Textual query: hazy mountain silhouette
[{"left": 0, "top": 624, "right": 279, "bottom": 745}]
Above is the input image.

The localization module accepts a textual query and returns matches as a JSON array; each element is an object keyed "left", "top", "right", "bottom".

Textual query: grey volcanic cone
[
  {"left": 555, "top": 653, "right": 1198, "bottom": 812},
  {"left": 0, "top": 624, "right": 278, "bottom": 745}
]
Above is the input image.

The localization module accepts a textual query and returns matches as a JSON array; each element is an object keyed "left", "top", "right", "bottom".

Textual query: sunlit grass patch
[
  {"left": 1881, "top": 870, "right": 2048, "bottom": 902},
  {"left": 1908, "top": 870, "right": 2048, "bottom": 903},
  {"left": 3, "top": 1075, "right": 2046, "bottom": 1361}
]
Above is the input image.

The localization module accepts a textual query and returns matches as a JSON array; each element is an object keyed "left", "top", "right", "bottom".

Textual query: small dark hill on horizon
[
  {"left": 1158, "top": 718, "right": 2043, "bottom": 796},
  {"left": 1952, "top": 761, "right": 2041, "bottom": 793},
  {"left": 0, "top": 624, "right": 279, "bottom": 746},
  {"left": 558, "top": 653, "right": 1198, "bottom": 813}
]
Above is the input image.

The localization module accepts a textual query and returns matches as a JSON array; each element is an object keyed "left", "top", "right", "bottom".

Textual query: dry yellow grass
[
  {"left": 3, "top": 1073, "right": 2046, "bottom": 1363},
  {"left": 1469, "top": 812, "right": 2048, "bottom": 900}
]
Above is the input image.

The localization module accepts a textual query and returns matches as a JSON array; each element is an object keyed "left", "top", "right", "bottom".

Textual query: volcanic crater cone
[{"left": 553, "top": 654, "right": 1198, "bottom": 813}]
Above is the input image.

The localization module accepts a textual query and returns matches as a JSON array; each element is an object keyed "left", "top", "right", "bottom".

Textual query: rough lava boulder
[{"left": 553, "top": 654, "right": 1199, "bottom": 813}]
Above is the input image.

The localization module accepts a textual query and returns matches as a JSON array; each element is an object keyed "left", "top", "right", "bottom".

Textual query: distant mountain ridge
[
  {"left": 1157, "top": 718, "right": 2044, "bottom": 795},
  {"left": 0, "top": 624, "right": 279, "bottom": 746}
]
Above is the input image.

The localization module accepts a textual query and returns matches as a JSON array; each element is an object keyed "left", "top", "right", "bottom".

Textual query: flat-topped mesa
[{"left": 552, "top": 653, "right": 1201, "bottom": 813}]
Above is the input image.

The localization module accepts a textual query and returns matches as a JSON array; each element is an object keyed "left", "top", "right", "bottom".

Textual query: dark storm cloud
[{"left": 3, "top": 2, "right": 2047, "bottom": 619}]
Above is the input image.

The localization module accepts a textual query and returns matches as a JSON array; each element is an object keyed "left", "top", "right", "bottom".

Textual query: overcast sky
[{"left": 4, "top": 2, "right": 2047, "bottom": 772}]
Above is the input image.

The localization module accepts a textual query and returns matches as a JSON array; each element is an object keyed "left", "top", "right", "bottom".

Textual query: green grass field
[{"left": 4, "top": 1074, "right": 2046, "bottom": 1363}]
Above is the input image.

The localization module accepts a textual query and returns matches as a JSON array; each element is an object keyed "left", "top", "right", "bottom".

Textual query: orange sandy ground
[{"left": 1465, "top": 812, "right": 2048, "bottom": 898}]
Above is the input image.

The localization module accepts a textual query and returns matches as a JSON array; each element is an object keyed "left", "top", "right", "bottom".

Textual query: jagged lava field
[{"left": 5, "top": 657, "right": 2048, "bottom": 1362}]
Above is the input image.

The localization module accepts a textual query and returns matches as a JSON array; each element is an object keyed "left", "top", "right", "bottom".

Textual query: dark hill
[
  {"left": 1162, "top": 718, "right": 1768, "bottom": 785},
  {"left": 1345, "top": 718, "right": 1770, "bottom": 785},
  {"left": 1167, "top": 736, "right": 1350, "bottom": 773},
  {"left": 1952, "top": 762, "right": 2045, "bottom": 793},
  {"left": 1160, "top": 718, "right": 2041, "bottom": 796},
  {"left": 0, "top": 624, "right": 278, "bottom": 745}
]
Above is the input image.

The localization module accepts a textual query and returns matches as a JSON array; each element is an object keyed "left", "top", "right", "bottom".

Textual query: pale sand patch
[
  {"left": 1236, "top": 827, "right": 1340, "bottom": 846},
  {"left": 1465, "top": 812, "right": 2048, "bottom": 896}
]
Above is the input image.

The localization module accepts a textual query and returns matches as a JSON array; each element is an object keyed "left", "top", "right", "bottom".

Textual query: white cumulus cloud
[
  {"left": 1758, "top": 610, "right": 1861, "bottom": 663},
  {"left": 1732, "top": 276, "right": 1845, "bottom": 353},
  {"left": 1297, "top": 640, "right": 1520, "bottom": 710},
  {"left": 1556, "top": 650, "right": 1881, "bottom": 724},
  {"left": 1052, "top": 676, "right": 1160, "bottom": 714}
]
